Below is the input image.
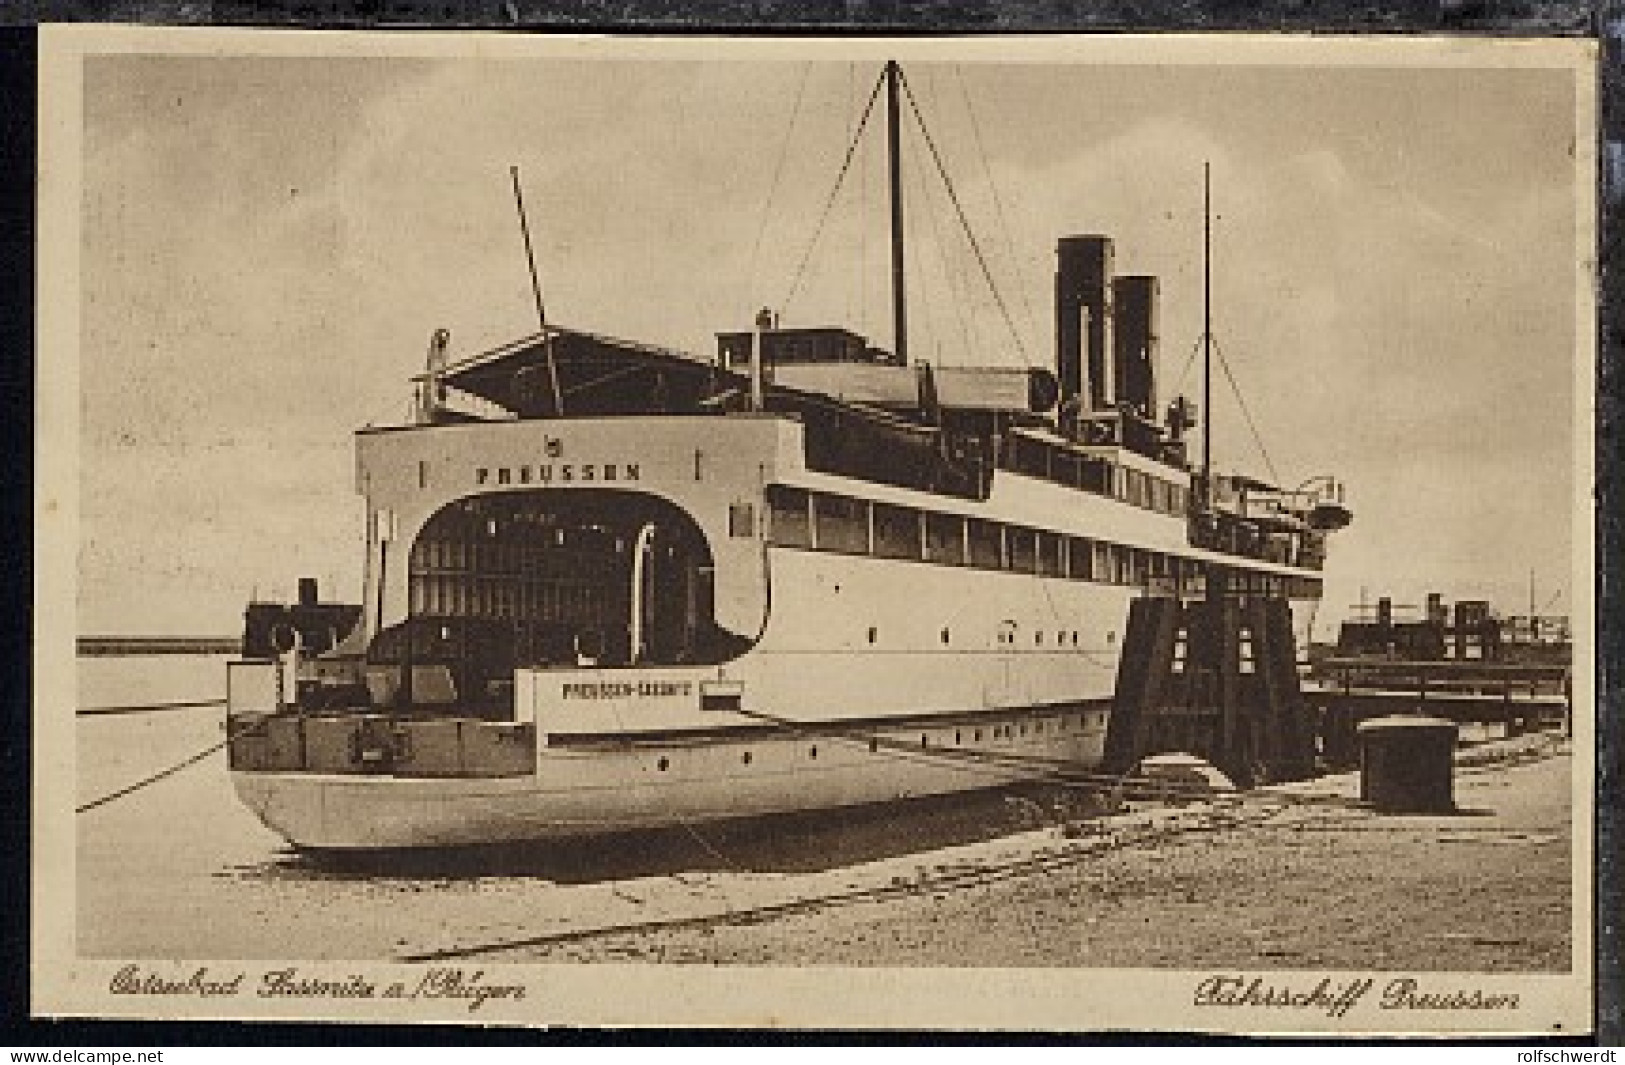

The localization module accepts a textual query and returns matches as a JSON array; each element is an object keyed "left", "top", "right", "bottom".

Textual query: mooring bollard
[{"left": 1356, "top": 715, "right": 1458, "bottom": 814}]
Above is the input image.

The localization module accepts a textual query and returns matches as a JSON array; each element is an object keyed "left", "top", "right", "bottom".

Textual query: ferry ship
[{"left": 226, "top": 62, "right": 1352, "bottom": 849}]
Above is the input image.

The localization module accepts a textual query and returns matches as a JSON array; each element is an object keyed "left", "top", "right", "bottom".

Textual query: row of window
[
  {"left": 766, "top": 485, "right": 1323, "bottom": 600},
  {"left": 1000, "top": 434, "right": 1189, "bottom": 517},
  {"left": 648, "top": 711, "right": 1110, "bottom": 773}
]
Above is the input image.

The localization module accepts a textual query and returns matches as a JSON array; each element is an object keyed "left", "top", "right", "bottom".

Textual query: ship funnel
[
  {"left": 1055, "top": 235, "right": 1115, "bottom": 418},
  {"left": 1112, "top": 275, "right": 1158, "bottom": 420}
]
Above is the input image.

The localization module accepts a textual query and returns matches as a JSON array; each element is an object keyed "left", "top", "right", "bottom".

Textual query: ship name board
[
  {"left": 476, "top": 463, "right": 640, "bottom": 487},
  {"left": 562, "top": 680, "right": 694, "bottom": 701}
]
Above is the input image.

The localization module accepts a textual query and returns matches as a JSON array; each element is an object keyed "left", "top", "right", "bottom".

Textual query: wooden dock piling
[
  {"left": 1104, "top": 593, "right": 1569, "bottom": 790},
  {"left": 1104, "top": 588, "right": 1316, "bottom": 788}
]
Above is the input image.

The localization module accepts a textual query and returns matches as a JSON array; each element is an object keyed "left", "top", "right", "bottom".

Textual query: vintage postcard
[{"left": 34, "top": 26, "right": 1597, "bottom": 1033}]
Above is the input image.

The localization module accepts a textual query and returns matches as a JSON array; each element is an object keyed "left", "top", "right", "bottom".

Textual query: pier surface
[
  {"left": 76, "top": 709, "right": 1572, "bottom": 970},
  {"left": 498, "top": 736, "right": 1573, "bottom": 968}
]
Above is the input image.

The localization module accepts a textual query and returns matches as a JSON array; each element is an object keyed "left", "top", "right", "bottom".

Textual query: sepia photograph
[{"left": 35, "top": 27, "right": 1596, "bottom": 1032}]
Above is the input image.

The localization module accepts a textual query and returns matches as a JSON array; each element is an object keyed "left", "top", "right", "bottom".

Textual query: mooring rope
[
  {"left": 729, "top": 704, "right": 1562, "bottom": 815},
  {"left": 76, "top": 736, "right": 229, "bottom": 815},
  {"left": 75, "top": 715, "right": 269, "bottom": 815},
  {"left": 396, "top": 803, "right": 1304, "bottom": 963},
  {"left": 77, "top": 697, "right": 227, "bottom": 717}
]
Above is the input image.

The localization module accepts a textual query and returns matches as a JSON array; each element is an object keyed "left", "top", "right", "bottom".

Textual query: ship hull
[
  {"left": 226, "top": 410, "right": 1330, "bottom": 850},
  {"left": 232, "top": 702, "right": 1110, "bottom": 849}
]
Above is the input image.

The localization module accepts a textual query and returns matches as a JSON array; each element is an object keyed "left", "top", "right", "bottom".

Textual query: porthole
[{"left": 657, "top": 757, "right": 670, "bottom": 772}]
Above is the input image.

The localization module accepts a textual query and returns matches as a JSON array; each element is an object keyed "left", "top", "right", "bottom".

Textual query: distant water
[{"left": 77, "top": 652, "right": 233, "bottom": 712}]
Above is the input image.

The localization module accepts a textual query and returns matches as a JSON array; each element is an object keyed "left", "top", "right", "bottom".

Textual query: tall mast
[
  {"left": 1202, "top": 161, "right": 1213, "bottom": 508},
  {"left": 886, "top": 60, "right": 908, "bottom": 365},
  {"left": 510, "top": 165, "right": 563, "bottom": 416}
]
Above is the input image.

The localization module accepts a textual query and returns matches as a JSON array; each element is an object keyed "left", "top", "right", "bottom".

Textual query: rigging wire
[
  {"left": 906, "top": 120, "right": 975, "bottom": 364},
  {"left": 858, "top": 63, "right": 870, "bottom": 338},
  {"left": 951, "top": 65, "right": 1045, "bottom": 356},
  {"left": 847, "top": 61, "right": 858, "bottom": 326},
  {"left": 896, "top": 68, "right": 1034, "bottom": 370},
  {"left": 746, "top": 62, "right": 813, "bottom": 313},
  {"left": 779, "top": 70, "right": 886, "bottom": 319},
  {"left": 1210, "top": 334, "right": 1281, "bottom": 485},
  {"left": 909, "top": 68, "right": 977, "bottom": 361},
  {"left": 1168, "top": 332, "right": 1207, "bottom": 402}
]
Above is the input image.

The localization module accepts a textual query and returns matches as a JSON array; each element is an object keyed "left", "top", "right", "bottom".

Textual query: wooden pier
[
  {"left": 1305, "top": 657, "right": 1570, "bottom": 767},
  {"left": 1104, "top": 595, "right": 1570, "bottom": 784},
  {"left": 77, "top": 635, "right": 242, "bottom": 657}
]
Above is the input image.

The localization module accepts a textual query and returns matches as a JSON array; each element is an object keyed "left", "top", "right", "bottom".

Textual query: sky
[{"left": 70, "top": 40, "right": 1588, "bottom": 637}]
